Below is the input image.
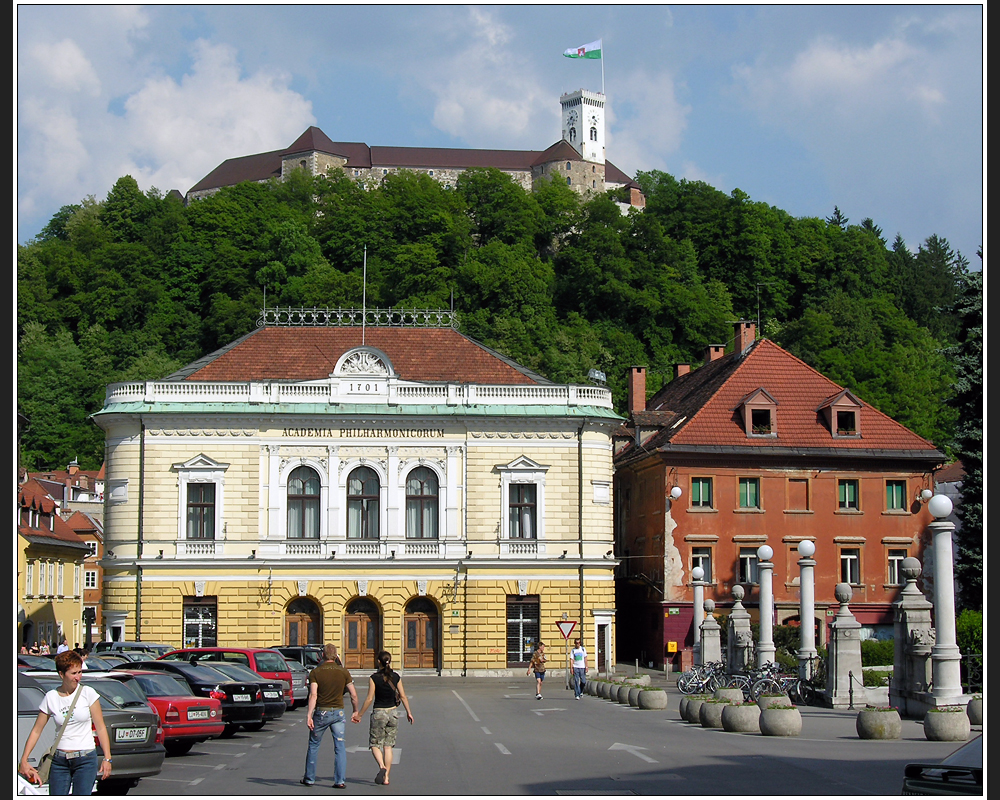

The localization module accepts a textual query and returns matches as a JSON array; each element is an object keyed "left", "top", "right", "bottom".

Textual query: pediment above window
[
  {"left": 496, "top": 455, "right": 550, "bottom": 475},
  {"left": 172, "top": 454, "right": 230, "bottom": 472},
  {"left": 734, "top": 388, "right": 778, "bottom": 437},
  {"left": 817, "top": 389, "right": 862, "bottom": 438},
  {"left": 334, "top": 347, "right": 394, "bottom": 378}
]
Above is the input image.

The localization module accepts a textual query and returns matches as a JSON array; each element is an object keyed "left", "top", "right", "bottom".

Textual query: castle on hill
[{"left": 187, "top": 89, "right": 645, "bottom": 208}]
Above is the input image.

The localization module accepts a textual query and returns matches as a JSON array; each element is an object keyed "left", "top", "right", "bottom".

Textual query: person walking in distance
[
  {"left": 570, "top": 639, "right": 588, "bottom": 699},
  {"left": 352, "top": 651, "right": 413, "bottom": 786},
  {"left": 527, "top": 642, "right": 546, "bottom": 699},
  {"left": 301, "top": 644, "right": 359, "bottom": 789}
]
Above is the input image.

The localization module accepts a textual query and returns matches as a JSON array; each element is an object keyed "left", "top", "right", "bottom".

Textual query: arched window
[
  {"left": 288, "top": 466, "right": 320, "bottom": 539},
  {"left": 590, "top": 127, "right": 598, "bottom": 141},
  {"left": 568, "top": 127, "right": 576, "bottom": 142},
  {"left": 405, "top": 467, "right": 438, "bottom": 539},
  {"left": 347, "top": 467, "right": 380, "bottom": 539}
]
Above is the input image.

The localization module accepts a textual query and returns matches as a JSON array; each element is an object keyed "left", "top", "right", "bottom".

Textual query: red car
[
  {"left": 160, "top": 648, "right": 296, "bottom": 709},
  {"left": 110, "top": 669, "right": 225, "bottom": 756}
]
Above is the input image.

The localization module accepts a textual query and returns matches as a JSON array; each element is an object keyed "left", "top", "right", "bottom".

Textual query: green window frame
[
  {"left": 739, "top": 478, "right": 760, "bottom": 509},
  {"left": 886, "top": 480, "right": 907, "bottom": 511},
  {"left": 838, "top": 479, "right": 860, "bottom": 510},
  {"left": 691, "top": 478, "right": 713, "bottom": 508}
]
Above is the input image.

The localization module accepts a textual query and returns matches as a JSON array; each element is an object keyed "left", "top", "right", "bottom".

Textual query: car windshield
[
  {"left": 130, "top": 673, "right": 193, "bottom": 697},
  {"left": 940, "top": 735, "right": 982, "bottom": 768},
  {"left": 33, "top": 677, "right": 149, "bottom": 710},
  {"left": 203, "top": 662, "right": 263, "bottom": 682},
  {"left": 253, "top": 652, "right": 289, "bottom": 672}
]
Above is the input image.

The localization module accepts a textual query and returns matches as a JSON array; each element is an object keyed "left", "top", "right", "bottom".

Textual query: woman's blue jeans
[{"left": 48, "top": 749, "right": 99, "bottom": 796}]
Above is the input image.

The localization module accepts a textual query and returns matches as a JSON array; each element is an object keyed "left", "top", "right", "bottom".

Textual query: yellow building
[
  {"left": 18, "top": 480, "right": 88, "bottom": 650},
  {"left": 94, "top": 310, "right": 620, "bottom": 675}
]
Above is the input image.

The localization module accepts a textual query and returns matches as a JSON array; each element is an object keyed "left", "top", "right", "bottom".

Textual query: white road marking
[
  {"left": 495, "top": 743, "right": 511, "bottom": 755},
  {"left": 608, "top": 743, "right": 658, "bottom": 764},
  {"left": 452, "top": 690, "right": 480, "bottom": 722},
  {"left": 481, "top": 727, "right": 491, "bottom": 735}
]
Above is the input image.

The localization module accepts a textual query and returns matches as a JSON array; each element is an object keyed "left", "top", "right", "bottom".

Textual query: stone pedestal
[
  {"left": 727, "top": 585, "right": 754, "bottom": 673},
  {"left": 700, "top": 600, "right": 722, "bottom": 664},
  {"left": 826, "top": 583, "right": 863, "bottom": 708}
]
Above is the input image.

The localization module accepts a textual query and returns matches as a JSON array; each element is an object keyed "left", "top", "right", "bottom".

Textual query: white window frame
[
  {"left": 840, "top": 547, "right": 861, "bottom": 585},
  {"left": 338, "top": 459, "right": 385, "bottom": 542},
  {"left": 280, "top": 458, "right": 332, "bottom": 540},
  {"left": 400, "top": 460, "right": 446, "bottom": 541},
  {"left": 25, "top": 562, "right": 33, "bottom": 597},
  {"left": 738, "top": 547, "right": 759, "bottom": 584},
  {"left": 173, "top": 455, "right": 230, "bottom": 550},
  {"left": 85, "top": 569, "right": 98, "bottom": 590},
  {"left": 496, "top": 456, "right": 549, "bottom": 543}
]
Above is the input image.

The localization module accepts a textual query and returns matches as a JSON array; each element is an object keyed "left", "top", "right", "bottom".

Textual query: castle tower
[{"left": 560, "top": 89, "right": 605, "bottom": 165}]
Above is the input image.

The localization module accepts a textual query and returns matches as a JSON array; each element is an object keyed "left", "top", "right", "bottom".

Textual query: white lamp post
[
  {"left": 927, "top": 494, "right": 965, "bottom": 702},
  {"left": 691, "top": 566, "right": 705, "bottom": 666},
  {"left": 797, "top": 539, "right": 817, "bottom": 679},
  {"left": 756, "top": 545, "right": 775, "bottom": 667}
]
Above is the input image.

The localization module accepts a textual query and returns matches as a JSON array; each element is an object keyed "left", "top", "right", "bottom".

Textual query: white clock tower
[{"left": 561, "top": 89, "right": 606, "bottom": 164}]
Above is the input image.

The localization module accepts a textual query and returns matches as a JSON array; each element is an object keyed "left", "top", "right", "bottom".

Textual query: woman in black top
[{"left": 352, "top": 651, "right": 413, "bottom": 786}]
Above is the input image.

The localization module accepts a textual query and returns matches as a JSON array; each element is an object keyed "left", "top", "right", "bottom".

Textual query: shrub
[
  {"left": 861, "top": 638, "right": 894, "bottom": 666},
  {"left": 956, "top": 609, "right": 983, "bottom": 655},
  {"left": 862, "top": 669, "right": 891, "bottom": 687}
]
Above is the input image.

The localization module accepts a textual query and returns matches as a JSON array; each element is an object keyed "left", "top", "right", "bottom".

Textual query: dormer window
[
  {"left": 736, "top": 388, "right": 778, "bottom": 438},
  {"left": 818, "top": 389, "right": 863, "bottom": 438}
]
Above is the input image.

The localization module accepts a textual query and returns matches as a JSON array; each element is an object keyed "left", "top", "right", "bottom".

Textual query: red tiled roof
[
  {"left": 177, "top": 327, "right": 546, "bottom": 385},
  {"left": 622, "top": 339, "right": 938, "bottom": 456},
  {"left": 18, "top": 481, "right": 89, "bottom": 547}
]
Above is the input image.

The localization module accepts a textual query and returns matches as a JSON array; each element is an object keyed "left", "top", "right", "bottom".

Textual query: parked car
[
  {"left": 17, "top": 672, "right": 56, "bottom": 789},
  {"left": 195, "top": 661, "right": 286, "bottom": 728},
  {"left": 104, "top": 669, "right": 225, "bottom": 756},
  {"left": 123, "top": 660, "right": 264, "bottom": 737},
  {"left": 274, "top": 645, "right": 324, "bottom": 670},
  {"left": 160, "top": 647, "right": 295, "bottom": 709},
  {"left": 902, "top": 734, "right": 982, "bottom": 795},
  {"left": 29, "top": 672, "right": 166, "bottom": 795},
  {"left": 17, "top": 653, "right": 56, "bottom": 670},
  {"left": 93, "top": 641, "right": 174, "bottom": 658}
]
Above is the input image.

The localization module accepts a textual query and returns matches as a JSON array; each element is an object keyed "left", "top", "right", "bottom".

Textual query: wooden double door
[
  {"left": 343, "top": 598, "right": 380, "bottom": 671},
  {"left": 403, "top": 598, "right": 438, "bottom": 670}
]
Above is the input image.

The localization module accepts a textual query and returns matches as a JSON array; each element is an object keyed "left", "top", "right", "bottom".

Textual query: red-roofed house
[
  {"left": 64, "top": 511, "right": 105, "bottom": 642},
  {"left": 93, "top": 313, "right": 622, "bottom": 674},
  {"left": 613, "top": 321, "right": 945, "bottom": 670},
  {"left": 17, "top": 480, "right": 90, "bottom": 651}
]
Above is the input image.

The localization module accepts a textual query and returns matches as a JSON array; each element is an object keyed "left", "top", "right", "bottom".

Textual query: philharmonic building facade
[{"left": 94, "top": 309, "right": 620, "bottom": 675}]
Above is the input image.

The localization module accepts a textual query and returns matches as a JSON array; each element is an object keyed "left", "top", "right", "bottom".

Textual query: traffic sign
[{"left": 556, "top": 620, "right": 577, "bottom": 639}]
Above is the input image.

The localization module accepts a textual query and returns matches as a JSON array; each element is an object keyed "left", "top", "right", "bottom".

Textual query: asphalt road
[{"left": 131, "top": 675, "right": 970, "bottom": 796}]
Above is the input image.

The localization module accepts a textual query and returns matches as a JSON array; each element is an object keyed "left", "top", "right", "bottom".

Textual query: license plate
[
  {"left": 115, "top": 727, "right": 147, "bottom": 742},
  {"left": 233, "top": 694, "right": 251, "bottom": 702},
  {"left": 188, "top": 709, "right": 209, "bottom": 720},
  {"left": 264, "top": 691, "right": 279, "bottom": 699}
]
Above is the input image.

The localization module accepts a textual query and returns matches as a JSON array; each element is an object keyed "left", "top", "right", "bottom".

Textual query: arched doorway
[
  {"left": 285, "top": 598, "right": 322, "bottom": 646},
  {"left": 403, "top": 597, "right": 438, "bottom": 670},
  {"left": 343, "top": 598, "right": 380, "bottom": 670}
]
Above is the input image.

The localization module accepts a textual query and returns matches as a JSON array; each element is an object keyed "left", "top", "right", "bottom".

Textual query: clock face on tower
[{"left": 567, "top": 110, "right": 578, "bottom": 126}]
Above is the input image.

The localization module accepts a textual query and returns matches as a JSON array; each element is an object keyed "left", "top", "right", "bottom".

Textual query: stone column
[
  {"left": 826, "top": 583, "right": 863, "bottom": 708},
  {"left": 727, "top": 585, "right": 754, "bottom": 672},
  {"left": 700, "top": 599, "right": 722, "bottom": 664},
  {"left": 927, "top": 495, "right": 965, "bottom": 702},
  {"left": 797, "top": 539, "right": 818, "bottom": 679},
  {"left": 889, "top": 557, "right": 934, "bottom": 714},
  {"left": 756, "top": 545, "right": 775, "bottom": 667},
  {"left": 691, "top": 566, "right": 705, "bottom": 666}
]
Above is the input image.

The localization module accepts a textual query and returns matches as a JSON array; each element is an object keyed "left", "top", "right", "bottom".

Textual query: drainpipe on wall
[
  {"left": 578, "top": 420, "right": 586, "bottom": 643},
  {"left": 135, "top": 419, "right": 145, "bottom": 640}
]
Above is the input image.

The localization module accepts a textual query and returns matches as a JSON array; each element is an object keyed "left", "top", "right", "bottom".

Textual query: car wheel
[
  {"left": 220, "top": 724, "right": 238, "bottom": 738},
  {"left": 241, "top": 721, "right": 267, "bottom": 732},
  {"left": 165, "top": 740, "right": 195, "bottom": 756}
]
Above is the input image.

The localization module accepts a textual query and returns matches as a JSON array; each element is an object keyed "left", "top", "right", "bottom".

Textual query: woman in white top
[{"left": 19, "top": 650, "right": 113, "bottom": 794}]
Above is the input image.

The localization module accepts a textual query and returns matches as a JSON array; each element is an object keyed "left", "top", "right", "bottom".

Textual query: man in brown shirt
[{"left": 301, "top": 645, "right": 359, "bottom": 788}]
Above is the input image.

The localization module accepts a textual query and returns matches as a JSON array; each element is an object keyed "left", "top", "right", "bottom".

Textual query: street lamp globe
[
  {"left": 691, "top": 566, "right": 705, "bottom": 582},
  {"left": 757, "top": 544, "right": 773, "bottom": 562},
  {"left": 927, "top": 494, "right": 953, "bottom": 519},
  {"left": 797, "top": 539, "right": 816, "bottom": 558}
]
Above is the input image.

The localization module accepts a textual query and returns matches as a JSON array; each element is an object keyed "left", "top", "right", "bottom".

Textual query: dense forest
[{"left": 18, "top": 167, "right": 975, "bottom": 475}]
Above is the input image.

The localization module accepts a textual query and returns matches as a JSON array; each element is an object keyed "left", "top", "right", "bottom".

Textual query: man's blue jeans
[
  {"left": 303, "top": 708, "right": 346, "bottom": 785},
  {"left": 48, "top": 749, "right": 99, "bottom": 796},
  {"left": 573, "top": 668, "right": 587, "bottom": 698}
]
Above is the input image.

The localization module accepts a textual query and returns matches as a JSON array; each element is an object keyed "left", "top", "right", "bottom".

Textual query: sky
[{"left": 16, "top": 4, "right": 984, "bottom": 263}]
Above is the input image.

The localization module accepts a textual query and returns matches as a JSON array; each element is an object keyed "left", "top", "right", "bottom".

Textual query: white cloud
[
  {"left": 605, "top": 69, "right": 690, "bottom": 177},
  {"left": 27, "top": 39, "right": 101, "bottom": 96}
]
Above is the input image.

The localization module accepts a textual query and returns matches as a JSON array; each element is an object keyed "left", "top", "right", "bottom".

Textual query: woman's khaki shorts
[{"left": 368, "top": 707, "right": 399, "bottom": 747}]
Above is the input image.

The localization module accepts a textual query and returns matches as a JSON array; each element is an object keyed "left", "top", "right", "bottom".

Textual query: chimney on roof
[
  {"left": 674, "top": 363, "right": 691, "bottom": 379},
  {"left": 704, "top": 345, "right": 726, "bottom": 364},
  {"left": 68, "top": 460, "right": 79, "bottom": 476},
  {"left": 628, "top": 367, "right": 647, "bottom": 414},
  {"left": 734, "top": 320, "right": 756, "bottom": 355}
]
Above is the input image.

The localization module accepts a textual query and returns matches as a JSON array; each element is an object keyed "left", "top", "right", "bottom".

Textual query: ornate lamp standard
[
  {"left": 756, "top": 545, "right": 775, "bottom": 667},
  {"left": 927, "top": 494, "right": 964, "bottom": 702},
  {"left": 691, "top": 566, "right": 705, "bottom": 665},
  {"left": 797, "top": 539, "right": 817, "bottom": 679}
]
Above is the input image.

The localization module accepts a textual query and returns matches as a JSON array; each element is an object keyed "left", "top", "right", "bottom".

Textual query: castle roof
[{"left": 188, "top": 126, "right": 638, "bottom": 196}]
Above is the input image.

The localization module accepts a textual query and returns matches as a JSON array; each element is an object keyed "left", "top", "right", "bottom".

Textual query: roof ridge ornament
[{"left": 257, "top": 306, "right": 458, "bottom": 328}]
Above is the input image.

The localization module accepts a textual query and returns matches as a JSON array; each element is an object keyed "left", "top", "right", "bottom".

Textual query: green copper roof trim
[{"left": 93, "top": 401, "right": 624, "bottom": 421}]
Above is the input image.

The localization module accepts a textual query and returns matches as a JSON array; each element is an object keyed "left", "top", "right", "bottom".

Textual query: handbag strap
[{"left": 48, "top": 685, "right": 85, "bottom": 754}]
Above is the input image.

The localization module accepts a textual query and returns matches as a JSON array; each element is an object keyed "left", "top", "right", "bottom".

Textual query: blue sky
[{"left": 16, "top": 4, "right": 983, "bottom": 262}]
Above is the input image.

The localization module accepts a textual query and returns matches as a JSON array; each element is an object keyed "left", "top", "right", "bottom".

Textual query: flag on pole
[{"left": 563, "top": 39, "right": 602, "bottom": 59}]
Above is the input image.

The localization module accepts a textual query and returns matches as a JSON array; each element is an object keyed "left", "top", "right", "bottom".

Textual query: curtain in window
[
  {"left": 405, "top": 467, "right": 438, "bottom": 539},
  {"left": 509, "top": 484, "right": 536, "bottom": 539},
  {"left": 288, "top": 466, "right": 320, "bottom": 538},
  {"left": 347, "top": 467, "right": 380, "bottom": 539}
]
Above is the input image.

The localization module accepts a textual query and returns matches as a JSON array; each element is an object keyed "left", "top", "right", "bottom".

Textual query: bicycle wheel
[
  {"left": 751, "top": 677, "right": 780, "bottom": 701},
  {"left": 727, "top": 674, "right": 752, "bottom": 700},
  {"left": 677, "top": 671, "right": 698, "bottom": 695},
  {"left": 798, "top": 680, "right": 817, "bottom": 706}
]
